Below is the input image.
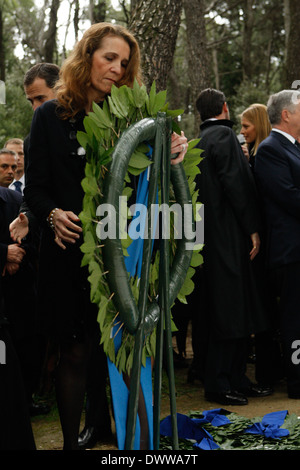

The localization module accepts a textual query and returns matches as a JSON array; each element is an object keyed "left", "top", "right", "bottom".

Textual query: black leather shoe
[
  {"left": 239, "top": 383, "right": 273, "bottom": 397},
  {"left": 205, "top": 391, "right": 248, "bottom": 406},
  {"left": 78, "top": 426, "right": 112, "bottom": 449}
]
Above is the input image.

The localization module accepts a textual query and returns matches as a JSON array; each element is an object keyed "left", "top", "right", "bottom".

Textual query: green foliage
[
  {"left": 0, "top": 0, "right": 39, "bottom": 146},
  {"left": 0, "top": 82, "right": 32, "bottom": 146},
  {"left": 79, "top": 80, "right": 203, "bottom": 374}
]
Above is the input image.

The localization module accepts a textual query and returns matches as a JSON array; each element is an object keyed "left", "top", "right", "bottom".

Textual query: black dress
[{"left": 24, "top": 100, "right": 97, "bottom": 342}]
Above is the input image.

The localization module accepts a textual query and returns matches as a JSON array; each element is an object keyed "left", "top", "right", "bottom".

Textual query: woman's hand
[
  {"left": 51, "top": 209, "right": 82, "bottom": 250},
  {"left": 170, "top": 131, "right": 188, "bottom": 165},
  {"left": 241, "top": 144, "right": 250, "bottom": 161},
  {"left": 9, "top": 213, "right": 29, "bottom": 243}
]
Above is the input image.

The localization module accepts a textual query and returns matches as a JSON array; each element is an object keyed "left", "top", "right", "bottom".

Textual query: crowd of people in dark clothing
[
  {"left": 175, "top": 88, "right": 300, "bottom": 409},
  {"left": 1, "top": 22, "right": 300, "bottom": 452}
]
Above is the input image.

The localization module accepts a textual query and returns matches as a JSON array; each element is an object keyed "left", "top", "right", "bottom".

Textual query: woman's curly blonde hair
[{"left": 55, "top": 22, "right": 142, "bottom": 119}]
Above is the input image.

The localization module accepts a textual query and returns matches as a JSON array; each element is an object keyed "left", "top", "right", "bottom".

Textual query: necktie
[
  {"left": 13, "top": 180, "right": 22, "bottom": 193},
  {"left": 295, "top": 140, "right": 300, "bottom": 150}
]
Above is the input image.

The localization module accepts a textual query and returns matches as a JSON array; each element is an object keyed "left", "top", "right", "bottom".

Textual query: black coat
[
  {"left": 0, "top": 187, "right": 39, "bottom": 339},
  {"left": 0, "top": 188, "right": 23, "bottom": 325},
  {"left": 196, "top": 119, "right": 268, "bottom": 339},
  {"left": 24, "top": 100, "right": 96, "bottom": 341},
  {"left": 0, "top": 187, "right": 37, "bottom": 450}
]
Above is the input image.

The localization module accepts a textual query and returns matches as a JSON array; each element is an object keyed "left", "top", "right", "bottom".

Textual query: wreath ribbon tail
[
  {"left": 108, "top": 158, "right": 157, "bottom": 450},
  {"left": 107, "top": 330, "right": 153, "bottom": 450}
]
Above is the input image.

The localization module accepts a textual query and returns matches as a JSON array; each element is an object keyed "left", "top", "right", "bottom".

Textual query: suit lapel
[{"left": 271, "top": 130, "right": 300, "bottom": 159}]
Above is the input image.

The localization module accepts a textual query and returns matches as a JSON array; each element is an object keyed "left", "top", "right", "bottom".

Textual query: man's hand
[
  {"left": 2, "top": 262, "right": 20, "bottom": 276},
  {"left": 6, "top": 243, "right": 26, "bottom": 264},
  {"left": 9, "top": 213, "right": 29, "bottom": 243},
  {"left": 249, "top": 232, "right": 260, "bottom": 261}
]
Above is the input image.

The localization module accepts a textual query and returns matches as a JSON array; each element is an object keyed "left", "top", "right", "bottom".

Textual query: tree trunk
[
  {"left": 242, "top": 0, "right": 255, "bottom": 81},
  {"left": 129, "top": 0, "right": 182, "bottom": 92},
  {"left": 284, "top": 0, "right": 300, "bottom": 88},
  {"left": 89, "top": 0, "right": 106, "bottom": 24},
  {"left": 183, "top": 0, "right": 210, "bottom": 133},
  {"left": 43, "top": 0, "right": 60, "bottom": 62},
  {"left": 74, "top": 0, "right": 80, "bottom": 42},
  {"left": 0, "top": 6, "right": 4, "bottom": 82},
  {"left": 212, "top": 48, "right": 219, "bottom": 90}
]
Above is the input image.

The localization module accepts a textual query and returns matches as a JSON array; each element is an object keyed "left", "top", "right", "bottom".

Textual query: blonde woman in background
[
  {"left": 240, "top": 102, "right": 282, "bottom": 392},
  {"left": 240, "top": 103, "right": 272, "bottom": 168}
]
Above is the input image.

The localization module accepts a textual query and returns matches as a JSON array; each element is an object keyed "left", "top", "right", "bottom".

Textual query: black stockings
[{"left": 55, "top": 336, "right": 92, "bottom": 450}]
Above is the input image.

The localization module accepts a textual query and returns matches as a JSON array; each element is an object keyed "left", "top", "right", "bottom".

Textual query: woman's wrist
[{"left": 47, "top": 208, "right": 61, "bottom": 231}]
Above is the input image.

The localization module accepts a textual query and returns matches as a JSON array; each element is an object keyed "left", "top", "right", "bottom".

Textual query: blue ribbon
[
  {"left": 107, "top": 146, "right": 156, "bottom": 450},
  {"left": 245, "top": 410, "right": 289, "bottom": 439},
  {"left": 124, "top": 161, "right": 158, "bottom": 278},
  {"left": 160, "top": 410, "right": 290, "bottom": 450},
  {"left": 201, "top": 408, "right": 231, "bottom": 427},
  {"left": 107, "top": 326, "right": 153, "bottom": 450},
  {"left": 160, "top": 410, "right": 231, "bottom": 450}
]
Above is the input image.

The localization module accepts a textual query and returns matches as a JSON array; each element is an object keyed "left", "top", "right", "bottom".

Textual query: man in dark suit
[
  {"left": 194, "top": 88, "right": 271, "bottom": 406},
  {"left": 0, "top": 186, "right": 36, "bottom": 449},
  {"left": 0, "top": 176, "right": 45, "bottom": 417},
  {"left": 255, "top": 89, "right": 300, "bottom": 399}
]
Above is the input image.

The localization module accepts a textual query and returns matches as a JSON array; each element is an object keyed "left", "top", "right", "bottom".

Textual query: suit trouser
[
  {"left": 204, "top": 335, "right": 250, "bottom": 394},
  {"left": 271, "top": 261, "right": 300, "bottom": 396},
  {"left": 0, "top": 326, "right": 36, "bottom": 450}
]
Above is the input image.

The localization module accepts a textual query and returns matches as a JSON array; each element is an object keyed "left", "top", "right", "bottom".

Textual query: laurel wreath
[{"left": 77, "top": 79, "right": 203, "bottom": 374}]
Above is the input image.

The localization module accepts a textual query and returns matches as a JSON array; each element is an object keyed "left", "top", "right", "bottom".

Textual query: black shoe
[
  {"left": 239, "top": 383, "right": 273, "bottom": 397},
  {"left": 29, "top": 401, "right": 51, "bottom": 417},
  {"left": 205, "top": 391, "right": 248, "bottom": 406},
  {"left": 187, "top": 367, "right": 203, "bottom": 384},
  {"left": 78, "top": 426, "right": 112, "bottom": 449}
]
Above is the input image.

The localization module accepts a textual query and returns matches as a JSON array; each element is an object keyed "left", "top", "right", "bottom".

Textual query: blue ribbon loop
[
  {"left": 245, "top": 410, "right": 290, "bottom": 439},
  {"left": 160, "top": 410, "right": 231, "bottom": 450}
]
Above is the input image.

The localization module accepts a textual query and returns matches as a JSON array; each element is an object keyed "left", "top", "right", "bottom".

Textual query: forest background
[{"left": 0, "top": 0, "right": 300, "bottom": 147}]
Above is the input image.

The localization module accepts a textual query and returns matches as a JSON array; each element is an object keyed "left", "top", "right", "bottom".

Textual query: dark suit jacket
[
  {"left": 0, "top": 186, "right": 36, "bottom": 450},
  {"left": 0, "top": 187, "right": 39, "bottom": 338},
  {"left": 0, "top": 188, "right": 23, "bottom": 325},
  {"left": 255, "top": 130, "right": 300, "bottom": 269}
]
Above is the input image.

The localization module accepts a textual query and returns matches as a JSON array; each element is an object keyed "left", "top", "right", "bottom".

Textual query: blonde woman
[{"left": 240, "top": 103, "right": 272, "bottom": 166}]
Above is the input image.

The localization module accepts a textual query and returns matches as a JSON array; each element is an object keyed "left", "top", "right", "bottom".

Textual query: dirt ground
[{"left": 31, "top": 324, "right": 300, "bottom": 451}]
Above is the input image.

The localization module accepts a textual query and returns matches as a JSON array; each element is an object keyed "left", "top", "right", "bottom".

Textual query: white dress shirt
[{"left": 9, "top": 174, "right": 25, "bottom": 195}]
